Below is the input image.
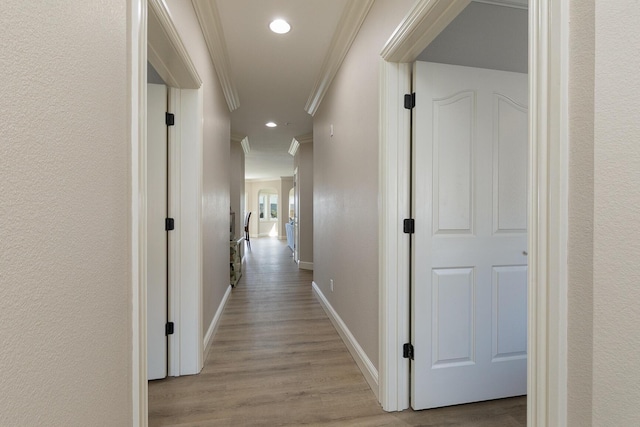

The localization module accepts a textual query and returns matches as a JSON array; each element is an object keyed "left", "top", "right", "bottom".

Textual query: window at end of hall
[{"left": 259, "top": 191, "right": 278, "bottom": 221}]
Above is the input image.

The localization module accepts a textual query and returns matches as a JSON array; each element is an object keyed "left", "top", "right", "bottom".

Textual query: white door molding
[
  {"left": 131, "top": 0, "right": 205, "bottom": 424},
  {"left": 378, "top": 60, "right": 411, "bottom": 411},
  {"left": 378, "top": 0, "right": 569, "bottom": 424},
  {"left": 527, "top": 1, "right": 569, "bottom": 425},
  {"left": 130, "top": 0, "right": 148, "bottom": 425}
]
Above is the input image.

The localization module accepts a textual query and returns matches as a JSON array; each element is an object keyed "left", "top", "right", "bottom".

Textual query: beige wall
[
  {"left": 313, "top": 0, "right": 414, "bottom": 370},
  {"left": 295, "top": 142, "right": 314, "bottom": 265},
  {"left": 230, "top": 140, "right": 245, "bottom": 240},
  {"left": 245, "top": 179, "right": 280, "bottom": 237},
  {"left": 0, "top": 1, "right": 131, "bottom": 425},
  {"left": 165, "top": 1, "right": 231, "bottom": 339},
  {"left": 591, "top": 1, "right": 640, "bottom": 424},
  {"left": 567, "top": 1, "right": 640, "bottom": 425},
  {"left": 568, "top": 0, "right": 595, "bottom": 425}
]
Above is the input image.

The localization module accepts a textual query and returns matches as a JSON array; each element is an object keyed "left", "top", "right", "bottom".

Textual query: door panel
[
  {"left": 147, "top": 83, "right": 168, "bottom": 381},
  {"left": 412, "top": 62, "right": 528, "bottom": 409}
]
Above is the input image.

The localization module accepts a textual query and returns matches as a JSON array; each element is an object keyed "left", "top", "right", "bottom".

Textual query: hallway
[{"left": 148, "top": 237, "right": 525, "bottom": 426}]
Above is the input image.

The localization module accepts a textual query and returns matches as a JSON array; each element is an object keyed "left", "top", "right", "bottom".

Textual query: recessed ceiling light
[
  {"left": 269, "top": 19, "right": 291, "bottom": 34},
  {"left": 266, "top": 122, "right": 277, "bottom": 128}
]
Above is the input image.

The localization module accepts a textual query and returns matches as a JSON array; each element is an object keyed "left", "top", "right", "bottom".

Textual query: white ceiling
[
  {"left": 208, "top": 0, "right": 527, "bottom": 180},
  {"left": 215, "top": 0, "right": 350, "bottom": 180}
]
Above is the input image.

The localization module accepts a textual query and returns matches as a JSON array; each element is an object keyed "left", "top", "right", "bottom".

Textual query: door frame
[
  {"left": 378, "top": 0, "right": 569, "bottom": 425},
  {"left": 130, "top": 0, "right": 204, "bottom": 425}
]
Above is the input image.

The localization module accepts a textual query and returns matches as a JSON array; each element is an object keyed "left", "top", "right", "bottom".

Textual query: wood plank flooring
[{"left": 148, "top": 237, "right": 526, "bottom": 426}]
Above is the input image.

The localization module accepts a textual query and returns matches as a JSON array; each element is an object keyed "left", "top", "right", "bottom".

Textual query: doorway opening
[{"left": 378, "top": 1, "right": 569, "bottom": 425}]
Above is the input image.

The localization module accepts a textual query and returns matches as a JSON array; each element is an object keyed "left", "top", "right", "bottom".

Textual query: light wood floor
[{"left": 148, "top": 237, "right": 526, "bottom": 426}]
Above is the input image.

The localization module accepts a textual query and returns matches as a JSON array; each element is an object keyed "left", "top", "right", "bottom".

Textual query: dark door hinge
[
  {"left": 166, "top": 112, "right": 175, "bottom": 126},
  {"left": 404, "top": 93, "right": 416, "bottom": 110},
  {"left": 165, "top": 322, "right": 174, "bottom": 336},
  {"left": 403, "top": 343, "right": 414, "bottom": 360},
  {"left": 165, "top": 218, "right": 175, "bottom": 231},
  {"left": 403, "top": 218, "right": 415, "bottom": 234}
]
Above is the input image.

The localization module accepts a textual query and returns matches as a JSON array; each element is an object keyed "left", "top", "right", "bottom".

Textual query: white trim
[
  {"left": 298, "top": 261, "right": 314, "bottom": 271},
  {"left": 148, "top": 0, "right": 202, "bottom": 89},
  {"left": 240, "top": 137, "right": 250, "bottom": 155},
  {"left": 132, "top": 1, "right": 208, "bottom": 421},
  {"left": 527, "top": 0, "right": 569, "bottom": 425},
  {"left": 377, "top": 0, "right": 569, "bottom": 422},
  {"left": 191, "top": 0, "right": 240, "bottom": 111},
  {"left": 304, "top": 0, "right": 375, "bottom": 115},
  {"left": 312, "top": 282, "right": 379, "bottom": 398},
  {"left": 472, "top": 0, "right": 528, "bottom": 10},
  {"left": 378, "top": 60, "right": 411, "bottom": 412},
  {"left": 131, "top": 0, "right": 148, "bottom": 424},
  {"left": 196, "top": 88, "right": 205, "bottom": 373},
  {"left": 232, "top": 133, "right": 251, "bottom": 157},
  {"left": 167, "top": 88, "right": 181, "bottom": 377},
  {"left": 203, "top": 284, "right": 233, "bottom": 361},
  {"left": 381, "top": 0, "right": 471, "bottom": 63},
  {"left": 175, "top": 88, "right": 205, "bottom": 376},
  {"left": 288, "top": 138, "right": 300, "bottom": 156}
]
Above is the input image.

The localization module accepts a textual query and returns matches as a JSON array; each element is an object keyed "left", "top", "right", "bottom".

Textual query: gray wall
[
  {"left": 0, "top": 1, "right": 131, "bottom": 424},
  {"left": 313, "top": 0, "right": 415, "bottom": 370},
  {"left": 418, "top": 2, "right": 527, "bottom": 73}
]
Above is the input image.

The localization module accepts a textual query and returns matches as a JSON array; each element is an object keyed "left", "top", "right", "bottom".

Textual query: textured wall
[
  {"left": 568, "top": 1, "right": 595, "bottom": 425},
  {"left": 165, "top": 1, "right": 231, "bottom": 336},
  {"left": 313, "top": 0, "right": 414, "bottom": 370},
  {"left": 592, "top": 1, "right": 640, "bottom": 425},
  {"left": 0, "top": 1, "right": 131, "bottom": 425}
]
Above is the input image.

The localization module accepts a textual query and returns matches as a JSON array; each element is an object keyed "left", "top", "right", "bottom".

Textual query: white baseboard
[
  {"left": 312, "top": 281, "right": 379, "bottom": 399},
  {"left": 298, "top": 261, "right": 314, "bottom": 270},
  {"left": 203, "top": 284, "right": 232, "bottom": 360}
]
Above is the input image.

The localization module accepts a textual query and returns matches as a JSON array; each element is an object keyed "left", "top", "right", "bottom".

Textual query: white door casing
[
  {"left": 412, "top": 62, "right": 528, "bottom": 409},
  {"left": 146, "top": 83, "right": 168, "bottom": 381},
  {"left": 378, "top": 1, "right": 569, "bottom": 424}
]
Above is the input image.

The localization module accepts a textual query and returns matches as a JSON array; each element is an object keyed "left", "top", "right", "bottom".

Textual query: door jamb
[{"left": 377, "top": 1, "right": 569, "bottom": 425}]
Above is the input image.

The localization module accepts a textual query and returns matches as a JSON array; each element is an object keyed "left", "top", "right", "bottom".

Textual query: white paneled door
[
  {"left": 412, "top": 62, "right": 528, "bottom": 409},
  {"left": 147, "top": 83, "right": 168, "bottom": 381}
]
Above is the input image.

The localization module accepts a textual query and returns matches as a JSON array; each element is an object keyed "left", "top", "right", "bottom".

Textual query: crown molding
[
  {"left": 240, "top": 137, "right": 250, "bottom": 155},
  {"left": 304, "top": 0, "right": 375, "bottom": 116},
  {"left": 231, "top": 133, "right": 250, "bottom": 154},
  {"left": 289, "top": 133, "right": 313, "bottom": 156},
  {"left": 192, "top": 0, "right": 240, "bottom": 111},
  {"left": 288, "top": 138, "right": 300, "bottom": 156},
  {"left": 472, "top": 0, "right": 528, "bottom": 10},
  {"left": 381, "top": 0, "right": 471, "bottom": 63},
  {"left": 148, "top": 0, "right": 202, "bottom": 89}
]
